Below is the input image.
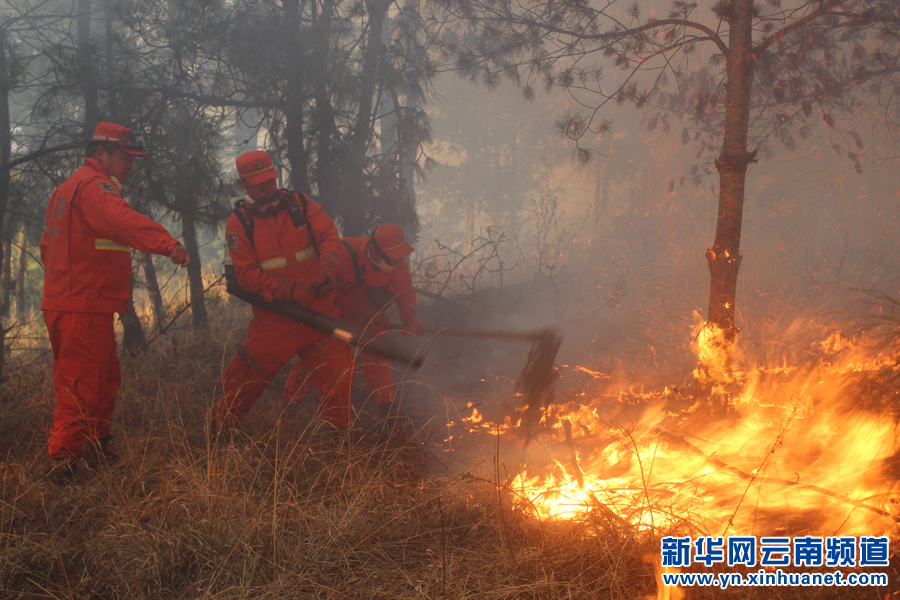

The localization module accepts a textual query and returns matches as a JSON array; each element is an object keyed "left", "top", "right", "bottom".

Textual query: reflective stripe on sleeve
[
  {"left": 294, "top": 247, "right": 315, "bottom": 262},
  {"left": 95, "top": 239, "right": 130, "bottom": 252},
  {"left": 260, "top": 256, "right": 287, "bottom": 271}
]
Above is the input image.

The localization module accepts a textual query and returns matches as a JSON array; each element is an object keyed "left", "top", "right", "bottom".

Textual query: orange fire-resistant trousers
[
  {"left": 43, "top": 310, "right": 121, "bottom": 459},
  {"left": 284, "top": 348, "right": 396, "bottom": 406},
  {"left": 212, "top": 317, "right": 354, "bottom": 429}
]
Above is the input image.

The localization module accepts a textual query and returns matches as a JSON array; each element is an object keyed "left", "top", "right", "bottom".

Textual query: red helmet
[
  {"left": 370, "top": 224, "right": 415, "bottom": 263},
  {"left": 91, "top": 122, "right": 146, "bottom": 157},
  {"left": 236, "top": 150, "right": 279, "bottom": 185}
]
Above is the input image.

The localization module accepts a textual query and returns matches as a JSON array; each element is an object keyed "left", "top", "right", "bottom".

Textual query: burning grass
[
  {"left": 0, "top": 305, "right": 898, "bottom": 598},
  {"left": 438, "top": 314, "right": 900, "bottom": 597}
]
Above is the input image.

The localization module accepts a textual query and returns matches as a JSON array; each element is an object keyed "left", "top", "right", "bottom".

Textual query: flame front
[
  {"left": 642, "top": 554, "right": 685, "bottom": 600},
  {"left": 452, "top": 323, "right": 900, "bottom": 539}
]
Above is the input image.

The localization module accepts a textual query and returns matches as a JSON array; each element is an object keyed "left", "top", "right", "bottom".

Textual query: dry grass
[{"left": 0, "top": 307, "right": 895, "bottom": 599}]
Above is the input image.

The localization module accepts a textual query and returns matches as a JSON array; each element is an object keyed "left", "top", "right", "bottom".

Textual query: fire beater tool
[
  {"left": 224, "top": 265, "right": 424, "bottom": 370},
  {"left": 415, "top": 325, "right": 562, "bottom": 427}
]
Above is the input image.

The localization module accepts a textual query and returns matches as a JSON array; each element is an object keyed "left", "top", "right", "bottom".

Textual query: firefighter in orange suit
[
  {"left": 284, "top": 224, "right": 418, "bottom": 412},
  {"left": 211, "top": 150, "right": 354, "bottom": 430},
  {"left": 40, "top": 122, "right": 191, "bottom": 472}
]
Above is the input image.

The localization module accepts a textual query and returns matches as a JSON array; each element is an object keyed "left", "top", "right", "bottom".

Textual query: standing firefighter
[
  {"left": 284, "top": 224, "right": 418, "bottom": 417},
  {"left": 40, "top": 122, "right": 191, "bottom": 479},
  {"left": 212, "top": 150, "right": 354, "bottom": 430}
]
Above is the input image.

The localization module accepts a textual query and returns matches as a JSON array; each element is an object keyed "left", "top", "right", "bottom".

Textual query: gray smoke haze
[{"left": 411, "top": 72, "right": 900, "bottom": 392}]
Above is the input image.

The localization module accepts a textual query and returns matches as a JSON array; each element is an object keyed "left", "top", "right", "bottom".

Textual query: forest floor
[{"left": 0, "top": 301, "right": 895, "bottom": 599}]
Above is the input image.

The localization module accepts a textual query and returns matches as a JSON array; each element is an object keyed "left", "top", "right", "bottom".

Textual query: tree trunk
[
  {"left": 629, "top": 163, "right": 636, "bottom": 216},
  {"left": 282, "top": 0, "right": 311, "bottom": 194},
  {"left": 164, "top": 0, "right": 207, "bottom": 330},
  {"left": 104, "top": 0, "right": 117, "bottom": 117},
  {"left": 78, "top": 0, "right": 98, "bottom": 135},
  {"left": 352, "top": 0, "right": 388, "bottom": 146},
  {"left": 311, "top": 0, "right": 336, "bottom": 195},
  {"left": 14, "top": 222, "right": 26, "bottom": 325},
  {"left": 120, "top": 300, "right": 146, "bottom": 354},
  {"left": 347, "top": 0, "right": 389, "bottom": 169},
  {"left": 0, "top": 325, "right": 7, "bottom": 383},
  {"left": 141, "top": 252, "right": 164, "bottom": 328},
  {"left": 0, "top": 27, "right": 11, "bottom": 380},
  {"left": 375, "top": 9, "right": 420, "bottom": 241},
  {"left": 589, "top": 163, "right": 609, "bottom": 255},
  {"left": 464, "top": 195, "right": 474, "bottom": 254},
  {"left": 507, "top": 105, "right": 520, "bottom": 235},
  {"left": 398, "top": 94, "right": 418, "bottom": 234},
  {"left": 181, "top": 208, "right": 207, "bottom": 329},
  {"left": 233, "top": 0, "right": 259, "bottom": 155},
  {"left": 698, "top": 0, "right": 757, "bottom": 387},
  {"left": 120, "top": 270, "right": 146, "bottom": 355},
  {"left": 464, "top": 125, "right": 476, "bottom": 254},
  {"left": 0, "top": 27, "right": 11, "bottom": 285},
  {"left": 1, "top": 237, "right": 11, "bottom": 318},
  {"left": 379, "top": 11, "right": 396, "bottom": 161}
]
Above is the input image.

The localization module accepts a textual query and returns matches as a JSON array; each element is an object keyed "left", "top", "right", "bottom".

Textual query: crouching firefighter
[
  {"left": 284, "top": 224, "right": 418, "bottom": 418},
  {"left": 213, "top": 150, "right": 354, "bottom": 431}
]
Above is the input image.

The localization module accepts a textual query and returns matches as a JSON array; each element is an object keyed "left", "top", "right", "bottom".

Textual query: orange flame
[
  {"left": 643, "top": 554, "right": 685, "bottom": 600},
  {"left": 453, "top": 324, "right": 900, "bottom": 538}
]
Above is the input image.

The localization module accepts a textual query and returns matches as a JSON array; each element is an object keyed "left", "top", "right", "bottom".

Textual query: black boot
[
  {"left": 375, "top": 401, "right": 395, "bottom": 421},
  {"left": 84, "top": 435, "right": 119, "bottom": 469},
  {"left": 98, "top": 435, "right": 119, "bottom": 464},
  {"left": 47, "top": 457, "right": 79, "bottom": 485},
  {"left": 375, "top": 402, "right": 403, "bottom": 441}
]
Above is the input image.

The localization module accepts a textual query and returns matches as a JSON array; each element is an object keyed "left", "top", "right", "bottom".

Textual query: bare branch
[
  {"left": 602, "top": 18, "right": 728, "bottom": 56},
  {"left": 755, "top": 0, "right": 842, "bottom": 55},
  {"left": 0, "top": 142, "right": 80, "bottom": 173}
]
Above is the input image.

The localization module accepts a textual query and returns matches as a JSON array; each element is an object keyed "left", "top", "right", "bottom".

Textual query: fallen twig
[
  {"left": 413, "top": 286, "right": 464, "bottom": 305},
  {"left": 132, "top": 276, "right": 224, "bottom": 356},
  {"left": 562, "top": 419, "right": 584, "bottom": 488}
]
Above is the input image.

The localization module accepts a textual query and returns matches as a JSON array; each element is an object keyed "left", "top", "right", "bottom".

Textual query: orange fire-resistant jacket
[
  {"left": 40, "top": 158, "right": 181, "bottom": 314},
  {"left": 335, "top": 237, "right": 416, "bottom": 326},
  {"left": 225, "top": 190, "right": 340, "bottom": 320}
]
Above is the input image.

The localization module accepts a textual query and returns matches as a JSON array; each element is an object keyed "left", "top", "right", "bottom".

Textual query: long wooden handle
[
  {"left": 225, "top": 265, "right": 424, "bottom": 369},
  {"left": 418, "top": 325, "right": 550, "bottom": 343}
]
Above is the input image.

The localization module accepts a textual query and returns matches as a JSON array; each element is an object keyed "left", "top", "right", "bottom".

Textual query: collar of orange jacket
[{"left": 84, "top": 157, "right": 111, "bottom": 180}]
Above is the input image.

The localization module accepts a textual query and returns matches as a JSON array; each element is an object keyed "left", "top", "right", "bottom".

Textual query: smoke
[{"left": 414, "top": 72, "right": 900, "bottom": 389}]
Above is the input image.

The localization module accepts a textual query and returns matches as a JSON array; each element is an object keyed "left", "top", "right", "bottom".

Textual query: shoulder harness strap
[
  {"left": 286, "top": 191, "right": 308, "bottom": 228},
  {"left": 288, "top": 191, "right": 318, "bottom": 255},
  {"left": 342, "top": 240, "right": 365, "bottom": 285},
  {"left": 233, "top": 199, "right": 255, "bottom": 249},
  {"left": 233, "top": 192, "right": 313, "bottom": 252}
]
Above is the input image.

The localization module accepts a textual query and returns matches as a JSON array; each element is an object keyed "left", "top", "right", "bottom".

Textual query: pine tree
[{"left": 430, "top": 0, "right": 900, "bottom": 395}]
